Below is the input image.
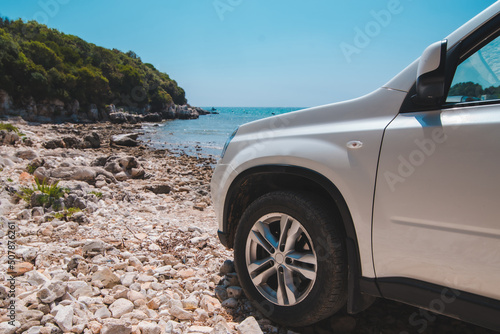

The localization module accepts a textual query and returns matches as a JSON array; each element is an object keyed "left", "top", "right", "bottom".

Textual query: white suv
[{"left": 211, "top": 3, "right": 500, "bottom": 331}]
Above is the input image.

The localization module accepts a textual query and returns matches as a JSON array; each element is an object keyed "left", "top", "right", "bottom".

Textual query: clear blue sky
[{"left": 0, "top": 0, "right": 497, "bottom": 107}]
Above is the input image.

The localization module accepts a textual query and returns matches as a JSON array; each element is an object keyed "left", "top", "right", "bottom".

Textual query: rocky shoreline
[{"left": 0, "top": 119, "right": 494, "bottom": 334}]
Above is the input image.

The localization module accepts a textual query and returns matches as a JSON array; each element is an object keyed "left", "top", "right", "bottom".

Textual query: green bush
[
  {"left": 89, "top": 191, "right": 103, "bottom": 198},
  {"left": 47, "top": 207, "right": 81, "bottom": 221},
  {"left": 0, "top": 122, "right": 20, "bottom": 134},
  {"left": 0, "top": 18, "right": 188, "bottom": 109},
  {"left": 18, "top": 178, "right": 69, "bottom": 208}
]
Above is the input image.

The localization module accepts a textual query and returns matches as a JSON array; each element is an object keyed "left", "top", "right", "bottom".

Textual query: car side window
[{"left": 446, "top": 35, "right": 500, "bottom": 104}]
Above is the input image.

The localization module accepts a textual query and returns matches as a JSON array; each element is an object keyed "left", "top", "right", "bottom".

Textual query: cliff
[{"left": 0, "top": 18, "right": 209, "bottom": 123}]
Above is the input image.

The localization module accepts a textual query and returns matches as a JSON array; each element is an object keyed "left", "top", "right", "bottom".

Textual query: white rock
[
  {"left": 109, "top": 298, "right": 134, "bottom": 318},
  {"left": 101, "top": 319, "right": 132, "bottom": 334},
  {"left": 95, "top": 306, "right": 111, "bottom": 319},
  {"left": 236, "top": 316, "right": 263, "bottom": 334},
  {"left": 169, "top": 305, "right": 192, "bottom": 321},
  {"left": 121, "top": 272, "right": 137, "bottom": 287},
  {"left": 0, "top": 321, "right": 19, "bottom": 334},
  {"left": 38, "top": 281, "right": 67, "bottom": 303},
  {"left": 54, "top": 305, "right": 74, "bottom": 333},
  {"left": 23, "top": 326, "right": 43, "bottom": 334},
  {"left": 227, "top": 286, "right": 243, "bottom": 299},
  {"left": 67, "top": 281, "right": 89, "bottom": 294},
  {"left": 189, "top": 325, "right": 213, "bottom": 333},
  {"left": 182, "top": 295, "right": 199, "bottom": 310},
  {"left": 138, "top": 321, "right": 162, "bottom": 334},
  {"left": 25, "top": 270, "right": 50, "bottom": 286},
  {"left": 222, "top": 297, "right": 238, "bottom": 308}
]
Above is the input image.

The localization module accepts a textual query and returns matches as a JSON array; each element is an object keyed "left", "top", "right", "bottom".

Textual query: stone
[
  {"left": 17, "top": 209, "right": 31, "bottom": 220},
  {"left": 92, "top": 267, "right": 120, "bottom": 288},
  {"left": 109, "top": 298, "right": 134, "bottom": 318},
  {"left": 220, "top": 260, "right": 235, "bottom": 275},
  {"left": 236, "top": 317, "right": 263, "bottom": 334},
  {"left": 115, "top": 172, "right": 128, "bottom": 181},
  {"left": 138, "top": 321, "right": 162, "bottom": 334},
  {"left": 121, "top": 273, "right": 137, "bottom": 287},
  {"left": 37, "top": 281, "right": 67, "bottom": 303},
  {"left": 146, "top": 297, "right": 161, "bottom": 310},
  {"left": 43, "top": 139, "right": 65, "bottom": 149},
  {"left": 83, "top": 239, "right": 108, "bottom": 255},
  {"left": 177, "top": 268, "right": 195, "bottom": 279},
  {"left": 169, "top": 305, "right": 192, "bottom": 321},
  {"left": 227, "top": 286, "right": 243, "bottom": 299},
  {"left": 15, "top": 149, "right": 38, "bottom": 160},
  {"left": 8, "top": 261, "right": 34, "bottom": 277},
  {"left": 110, "top": 133, "right": 139, "bottom": 147},
  {"left": 88, "top": 320, "right": 102, "bottom": 334},
  {"left": 200, "top": 295, "right": 221, "bottom": 313},
  {"left": 101, "top": 319, "right": 132, "bottom": 334},
  {"left": 22, "top": 326, "right": 43, "bottom": 334},
  {"left": 54, "top": 305, "right": 74, "bottom": 333},
  {"left": 189, "top": 325, "right": 213, "bottom": 333},
  {"left": 66, "top": 281, "right": 89, "bottom": 294},
  {"left": 31, "top": 207, "right": 44, "bottom": 217},
  {"left": 94, "top": 306, "right": 111, "bottom": 319},
  {"left": 145, "top": 184, "right": 171, "bottom": 194},
  {"left": 19, "top": 310, "right": 44, "bottom": 323},
  {"left": 62, "top": 136, "right": 83, "bottom": 149},
  {"left": 25, "top": 270, "right": 50, "bottom": 286},
  {"left": 127, "top": 290, "right": 145, "bottom": 302},
  {"left": 130, "top": 168, "right": 145, "bottom": 179},
  {"left": 84, "top": 132, "right": 101, "bottom": 148},
  {"left": 214, "top": 286, "right": 228, "bottom": 302},
  {"left": 182, "top": 296, "right": 199, "bottom": 310},
  {"left": 222, "top": 298, "right": 238, "bottom": 308},
  {"left": 211, "top": 323, "right": 232, "bottom": 334}
]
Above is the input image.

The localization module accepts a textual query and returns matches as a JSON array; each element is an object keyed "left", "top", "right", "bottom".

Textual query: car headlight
[{"left": 221, "top": 127, "right": 239, "bottom": 159}]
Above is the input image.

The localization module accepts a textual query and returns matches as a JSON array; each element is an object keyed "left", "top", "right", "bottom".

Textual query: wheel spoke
[
  {"left": 248, "top": 257, "right": 273, "bottom": 275},
  {"left": 278, "top": 214, "right": 290, "bottom": 250},
  {"left": 252, "top": 265, "right": 277, "bottom": 286},
  {"left": 286, "top": 251, "right": 317, "bottom": 265},
  {"left": 277, "top": 269, "right": 286, "bottom": 305},
  {"left": 250, "top": 221, "right": 277, "bottom": 254},
  {"left": 285, "top": 263, "right": 316, "bottom": 281},
  {"left": 283, "top": 267, "right": 297, "bottom": 304},
  {"left": 283, "top": 219, "right": 303, "bottom": 253}
]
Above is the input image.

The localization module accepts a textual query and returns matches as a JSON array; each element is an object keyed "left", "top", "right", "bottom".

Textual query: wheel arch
[{"left": 222, "top": 164, "right": 377, "bottom": 313}]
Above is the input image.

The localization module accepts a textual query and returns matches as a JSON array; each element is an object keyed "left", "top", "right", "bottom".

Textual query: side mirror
[{"left": 414, "top": 40, "right": 448, "bottom": 106}]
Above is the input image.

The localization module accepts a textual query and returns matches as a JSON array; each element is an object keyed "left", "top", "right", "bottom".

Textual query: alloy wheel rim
[{"left": 245, "top": 213, "right": 317, "bottom": 306}]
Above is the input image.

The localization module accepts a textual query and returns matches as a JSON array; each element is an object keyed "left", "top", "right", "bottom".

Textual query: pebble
[
  {"left": 109, "top": 298, "right": 134, "bottom": 318},
  {"left": 236, "top": 317, "right": 263, "bottom": 334}
]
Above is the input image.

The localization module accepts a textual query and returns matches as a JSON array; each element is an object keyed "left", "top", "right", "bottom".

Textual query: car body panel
[
  {"left": 212, "top": 88, "right": 407, "bottom": 278},
  {"left": 373, "top": 103, "right": 500, "bottom": 300}
]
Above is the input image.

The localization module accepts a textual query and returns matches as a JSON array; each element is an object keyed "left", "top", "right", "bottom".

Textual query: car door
[{"left": 372, "top": 33, "right": 500, "bottom": 300}]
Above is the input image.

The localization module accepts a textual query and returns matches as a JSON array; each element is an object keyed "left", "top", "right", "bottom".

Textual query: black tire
[{"left": 234, "top": 191, "right": 347, "bottom": 327}]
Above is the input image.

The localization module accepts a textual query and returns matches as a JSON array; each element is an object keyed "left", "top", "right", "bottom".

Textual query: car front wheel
[{"left": 234, "top": 191, "right": 347, "bottom": 327}]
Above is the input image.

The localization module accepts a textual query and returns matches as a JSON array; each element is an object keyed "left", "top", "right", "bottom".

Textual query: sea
[{"left": 139, "top": 107, "right": 304, "bottom": 158}]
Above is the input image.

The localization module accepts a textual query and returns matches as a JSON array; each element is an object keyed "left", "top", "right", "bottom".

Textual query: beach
[{"left": 0, "top": 119, "right": 490, "bottom": 334}]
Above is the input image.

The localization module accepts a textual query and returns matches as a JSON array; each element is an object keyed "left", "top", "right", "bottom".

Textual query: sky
[{"left": 0, "top": 0, "right": 497, "bottom": 107}]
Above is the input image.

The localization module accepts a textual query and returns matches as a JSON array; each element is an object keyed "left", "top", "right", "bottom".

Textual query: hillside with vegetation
[{"left": 0, "top": 18, "right": 205, "bottom": 122}]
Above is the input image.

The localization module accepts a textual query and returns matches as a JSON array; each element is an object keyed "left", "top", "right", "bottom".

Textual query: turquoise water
[{"left": 139, "top": 107, "right": 303, "bottom": 157}]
